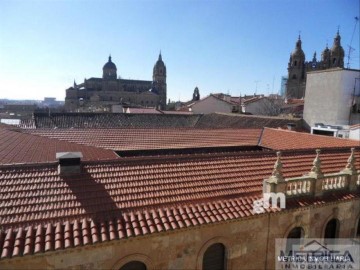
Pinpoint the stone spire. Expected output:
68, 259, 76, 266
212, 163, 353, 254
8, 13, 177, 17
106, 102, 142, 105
269, 151, 284, 183
344, 148, 357, 173
310, 149, 323, 177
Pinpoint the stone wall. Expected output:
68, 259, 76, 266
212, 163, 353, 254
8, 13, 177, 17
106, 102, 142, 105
1, 199, 359, 270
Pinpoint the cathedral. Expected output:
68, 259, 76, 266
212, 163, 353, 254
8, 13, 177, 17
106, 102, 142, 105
286, 31, 345, 99
65, 54, 167, 111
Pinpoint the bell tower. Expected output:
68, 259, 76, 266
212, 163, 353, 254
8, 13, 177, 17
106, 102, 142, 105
286, 35, 306, 98
330, 30, 345, 68
153, 52, 167, 110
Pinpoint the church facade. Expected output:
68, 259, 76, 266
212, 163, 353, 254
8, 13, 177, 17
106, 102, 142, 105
286, 31, 345, 99
65, 54, 167, 111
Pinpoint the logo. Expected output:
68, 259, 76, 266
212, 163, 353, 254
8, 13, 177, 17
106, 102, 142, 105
275, 238, 360, 269
253, 192, 286, 213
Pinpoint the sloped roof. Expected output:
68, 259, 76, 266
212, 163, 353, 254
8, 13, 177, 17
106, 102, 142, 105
16, 112, 306, 130
0, 126, 118, 165
0, 148, 358, 259
260, 128, 360, 150
196, 113, 302, 129
25, 128, 262, 151
18, 113, 201, 129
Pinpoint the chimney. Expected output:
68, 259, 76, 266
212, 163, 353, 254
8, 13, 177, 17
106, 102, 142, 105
56, 152, 83, 175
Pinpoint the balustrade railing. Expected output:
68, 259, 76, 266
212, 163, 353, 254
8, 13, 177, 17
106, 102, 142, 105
321, 173, 347, 191
285, 177, 313, 196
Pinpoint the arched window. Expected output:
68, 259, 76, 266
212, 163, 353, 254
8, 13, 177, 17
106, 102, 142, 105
286, 227, 304, 254
202, 243, 226, 270
324, 218, 339, 239
294, 61, 297, 66
119, 261, 147, 270
292, 74, 297, 80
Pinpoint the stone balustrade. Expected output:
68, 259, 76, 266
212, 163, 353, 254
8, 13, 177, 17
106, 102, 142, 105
285, 176, 313, 196
263, 148, 359, 198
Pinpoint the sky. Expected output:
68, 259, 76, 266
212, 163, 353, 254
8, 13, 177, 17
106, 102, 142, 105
0, 0, 359, 102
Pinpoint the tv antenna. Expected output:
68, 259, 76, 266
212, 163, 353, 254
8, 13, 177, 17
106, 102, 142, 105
254, 80, 260, 94
346, 16, 359, 68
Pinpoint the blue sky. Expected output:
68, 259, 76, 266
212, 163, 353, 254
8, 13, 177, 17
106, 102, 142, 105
0, 0, 359, 102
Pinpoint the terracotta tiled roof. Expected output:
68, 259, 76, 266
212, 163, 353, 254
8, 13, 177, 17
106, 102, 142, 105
17, 112, 305, 130
260, 128, 360, 150
25, 128, 262, 151
0, 148, 359, 258
0, 127, 118, 164
162, 111, 194, 115
196, 113, 302, 129
126, 108, 162, 114
285, 98, 304, 105
18, 113, 201, 129
350, 124, 360, 130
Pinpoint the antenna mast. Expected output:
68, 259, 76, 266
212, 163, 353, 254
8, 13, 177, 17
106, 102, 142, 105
346, 16, 359, 68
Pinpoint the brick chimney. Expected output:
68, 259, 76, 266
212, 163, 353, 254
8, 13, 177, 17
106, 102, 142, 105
56, 152, 83, 175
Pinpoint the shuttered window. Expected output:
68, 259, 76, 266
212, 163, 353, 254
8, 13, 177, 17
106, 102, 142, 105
202, 243, 226, 270
119, 261, 147, 270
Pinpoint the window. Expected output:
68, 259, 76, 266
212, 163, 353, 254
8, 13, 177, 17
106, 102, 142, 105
286, 227, 304, 254
119, 261, 147, 270
294, 60, 297, 66
357, 218, 360, 238
202, 243, 226, 270
292, 74, 297, 80
324, 219, 339, 239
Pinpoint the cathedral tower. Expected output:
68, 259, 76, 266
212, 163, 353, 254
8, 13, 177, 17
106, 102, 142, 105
286, 36, 306, 99
329, 30, 345, 68
153, 53, 167, 109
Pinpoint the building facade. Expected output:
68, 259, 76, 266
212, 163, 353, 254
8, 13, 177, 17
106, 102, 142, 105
303, 68, 360, 128
286, 31, 345, 99
65, 54, 167, 111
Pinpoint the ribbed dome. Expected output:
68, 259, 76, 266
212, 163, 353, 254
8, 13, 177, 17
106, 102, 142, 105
103, 56, 117, 70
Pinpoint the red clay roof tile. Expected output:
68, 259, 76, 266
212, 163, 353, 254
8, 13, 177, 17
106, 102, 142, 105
260, 128, 359, 150
25, 128, 262, 151
0, 126, 118, 164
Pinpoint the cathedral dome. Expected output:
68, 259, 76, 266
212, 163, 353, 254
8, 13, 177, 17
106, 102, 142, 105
103, 56, 117, 70
102, 56, 117, 80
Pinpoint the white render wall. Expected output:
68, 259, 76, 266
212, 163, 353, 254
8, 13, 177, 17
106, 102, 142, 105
303, 68, 360, 127
190, 96, 233, 114
349, 128, 360, 140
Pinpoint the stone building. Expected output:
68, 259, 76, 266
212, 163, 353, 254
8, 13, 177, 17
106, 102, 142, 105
65, 54, 167, 111
0, 122, 359, 269
286, 31, 345, 99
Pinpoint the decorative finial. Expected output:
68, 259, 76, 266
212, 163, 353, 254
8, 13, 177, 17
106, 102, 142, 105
311, 149, 323, 176
345, 148, 356, 171
268, 151, 284, 183
73, 79, 76, 88
109, 54, 112, 62
159, 51, 162, 61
